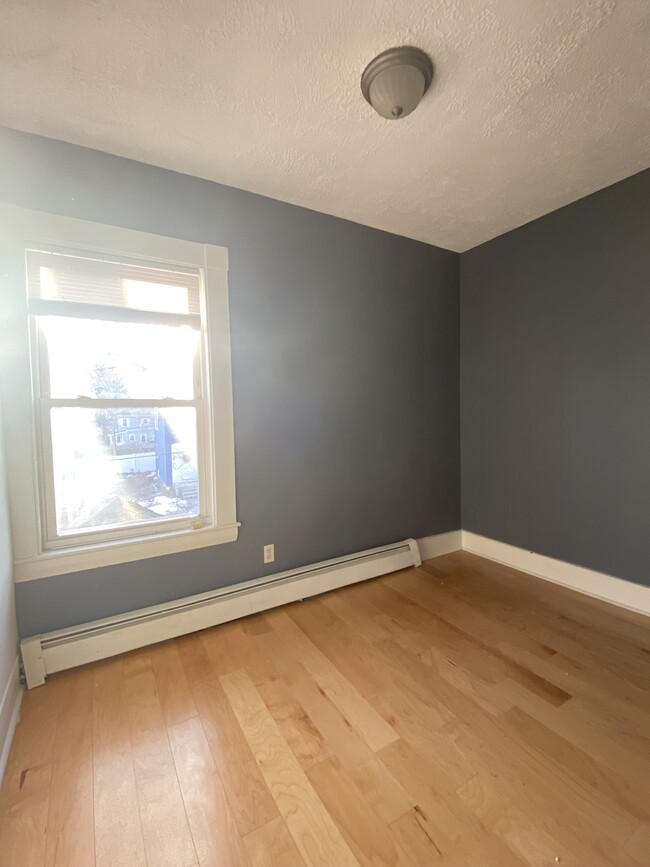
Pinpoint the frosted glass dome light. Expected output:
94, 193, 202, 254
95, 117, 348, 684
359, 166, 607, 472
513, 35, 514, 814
361, 46, 434, 120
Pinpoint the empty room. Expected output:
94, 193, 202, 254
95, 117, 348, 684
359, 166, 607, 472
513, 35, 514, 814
0, 2, 648, 865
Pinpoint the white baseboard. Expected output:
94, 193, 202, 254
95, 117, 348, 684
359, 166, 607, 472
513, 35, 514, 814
20, 528, 646, 692
416, 530, 462, 560
0, 658, 23, 784
462, 531, 650, 617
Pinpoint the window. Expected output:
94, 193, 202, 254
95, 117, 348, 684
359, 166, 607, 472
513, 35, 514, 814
1, 206, 238, 580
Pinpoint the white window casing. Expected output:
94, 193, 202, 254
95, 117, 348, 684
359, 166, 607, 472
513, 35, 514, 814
0, 204, 239, 582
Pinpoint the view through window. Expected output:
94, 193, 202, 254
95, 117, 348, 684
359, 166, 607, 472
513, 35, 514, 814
27, 248, 207, 541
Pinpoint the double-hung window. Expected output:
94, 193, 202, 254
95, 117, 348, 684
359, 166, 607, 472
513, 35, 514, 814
0, 206, 238, 580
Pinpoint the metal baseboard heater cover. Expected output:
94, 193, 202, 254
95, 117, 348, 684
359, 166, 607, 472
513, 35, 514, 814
20, 538, 421, 689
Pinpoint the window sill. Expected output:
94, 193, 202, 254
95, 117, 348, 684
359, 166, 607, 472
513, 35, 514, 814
14, 522, 240, 582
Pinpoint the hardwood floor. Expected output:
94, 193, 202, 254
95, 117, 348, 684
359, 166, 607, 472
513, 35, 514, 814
1, 551, 649, 866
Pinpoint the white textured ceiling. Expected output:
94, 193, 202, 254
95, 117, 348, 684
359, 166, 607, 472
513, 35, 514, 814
1, 1, 649, 251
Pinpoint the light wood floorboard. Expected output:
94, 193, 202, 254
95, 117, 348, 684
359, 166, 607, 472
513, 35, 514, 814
1, 551, 649, 866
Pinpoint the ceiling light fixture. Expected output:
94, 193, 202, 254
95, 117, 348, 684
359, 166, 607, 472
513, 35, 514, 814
361, 46, 434, 120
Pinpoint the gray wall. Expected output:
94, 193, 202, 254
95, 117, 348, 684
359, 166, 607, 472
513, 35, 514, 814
0, 127, 460, 637
461, 169, 650, 586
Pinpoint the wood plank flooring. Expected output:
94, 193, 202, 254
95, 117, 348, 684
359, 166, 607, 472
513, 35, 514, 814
1, 551, 649, 866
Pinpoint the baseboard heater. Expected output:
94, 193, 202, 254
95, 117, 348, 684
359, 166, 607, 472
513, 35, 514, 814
20, 538, 421, 689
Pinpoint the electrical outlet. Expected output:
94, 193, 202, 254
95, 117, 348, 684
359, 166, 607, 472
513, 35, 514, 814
263, 543, 275, 564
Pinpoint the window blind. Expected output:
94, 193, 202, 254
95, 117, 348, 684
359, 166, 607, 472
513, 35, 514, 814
26, 248, 201, 316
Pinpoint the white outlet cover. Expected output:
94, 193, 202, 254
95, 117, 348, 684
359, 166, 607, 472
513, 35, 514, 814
264, 544, 275, 563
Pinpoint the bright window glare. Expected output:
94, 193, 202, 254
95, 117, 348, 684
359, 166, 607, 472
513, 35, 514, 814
39, 266, 60, 299
51, 407, 199, 534
123, 279, 190, 314
40, 317, 198, 399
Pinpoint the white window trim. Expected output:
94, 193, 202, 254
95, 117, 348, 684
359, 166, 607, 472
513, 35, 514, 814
0, 204, 239, 582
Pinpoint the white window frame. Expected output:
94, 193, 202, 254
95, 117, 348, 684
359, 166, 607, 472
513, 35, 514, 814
0, 205, 239, 582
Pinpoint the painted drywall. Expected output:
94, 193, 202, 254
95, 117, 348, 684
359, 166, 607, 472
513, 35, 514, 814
461, 169, 650, 587
2, 1, 649, 252
0, 396, 20, 763
0, 127, 460, 637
